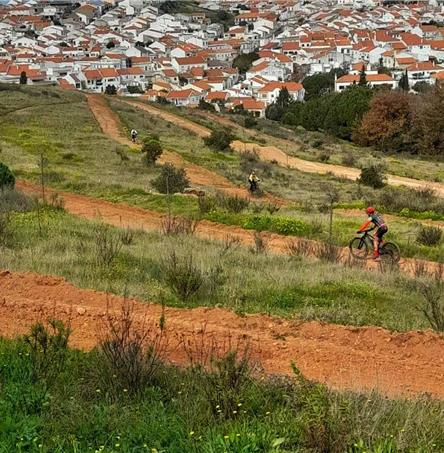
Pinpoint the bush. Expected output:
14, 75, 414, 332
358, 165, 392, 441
93, 223, 125, 267
152, 164, 189, 194
416, 225, 442, 246
0, 213, 11, 247
23, 319, 71, 384
161, 214, 198, 235
243, 215, 312, 237
204, 129, 234, 151
358, 164, 386, 189
244, 116, 257, 128
105, 85, 117, 95
216, 193, 249, 214
418, 279, 444, 332
0, 163, 15, 191
141, 136, 163, 165
127, 85, 144, 94
163, 250, 204, 301
96, 298, 166, 398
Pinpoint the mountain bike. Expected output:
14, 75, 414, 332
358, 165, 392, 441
349, 230, 400, 263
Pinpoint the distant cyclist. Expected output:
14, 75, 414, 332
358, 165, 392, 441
130, 129, 138, 143
357, 207, 388, 261
248, 170, 260, 193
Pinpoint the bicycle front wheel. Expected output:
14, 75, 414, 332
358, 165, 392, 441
381, 242, 401, 263
349, 237, 370, 260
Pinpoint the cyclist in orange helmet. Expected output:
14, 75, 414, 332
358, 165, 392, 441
358, 207, 388, 261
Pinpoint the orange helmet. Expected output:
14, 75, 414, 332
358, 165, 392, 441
366, 206, 376, 215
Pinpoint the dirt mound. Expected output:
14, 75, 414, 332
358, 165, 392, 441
1, 269, 443, 399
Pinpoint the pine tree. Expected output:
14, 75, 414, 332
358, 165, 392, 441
358, 65, 367, 86
399, 70, 409, 91
276, 87, 291, 109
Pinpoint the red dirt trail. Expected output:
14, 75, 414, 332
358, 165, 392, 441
130, 98, 444, 198
1, 269, 444, 399
87, 95, 283, 205
17, 180, 443, 278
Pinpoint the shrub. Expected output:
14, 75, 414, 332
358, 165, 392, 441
141, 137, 163, 165
180, 331, 254, 419
23, 319, 71, 384
418, 279, 444, 332
416, 225, 442, 246
216, 193, 249, 214
313, 242, 343, 263
161, 214, 198, 235
96, 298, 166, 398
198, 194, 217, 215
244, 116, 257, 128
93, 223, 124, 267
152, 164, 189, 194
0, 163, 15, 191
163, 250, 204, 301
204, 129, 234, 151
243, 215, 312, 237
105, 84, 117, 95
358, 164, 386, 189
251, 231, 267, 254
0, 213, 11, 247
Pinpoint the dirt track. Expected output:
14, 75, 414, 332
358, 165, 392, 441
87, 95, 283, 204
17, 180, 443, 278
129, 98, 444, 197
1, 269, 443, 399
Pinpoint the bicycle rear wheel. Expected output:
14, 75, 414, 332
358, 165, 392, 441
381, 242, 401, 263
349, 237, 369, 260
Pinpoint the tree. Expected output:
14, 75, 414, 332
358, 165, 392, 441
141, 137, 163, 165
399, 70, 409, 91
413, 85, 444, 156
0, 163, 15, 192
105, 85, 117, 95
412, 81, 431, 94
198, 99, 215, 111
152, 164, 189, 194
106, 41, 115, 49
322, 86, 373, 140
19, 71, 27, 85
353, 91, 413, 153
302, 73, 333, 100
358, 65, 367, 86
232, 52, 259, 74
204, 129, 234, 151
265, 87, 292, 121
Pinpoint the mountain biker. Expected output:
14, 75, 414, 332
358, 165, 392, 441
357, 207, 388, 261
248, 170, 260, 192
130, 129, 138, 143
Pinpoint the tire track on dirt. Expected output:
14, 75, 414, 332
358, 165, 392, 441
1, 269, 443, 399
128, 99, 444, 198
87, 95, 283, 205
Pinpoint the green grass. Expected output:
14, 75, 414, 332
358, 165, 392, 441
0, 205, 437, 332
0, 324, 442, 453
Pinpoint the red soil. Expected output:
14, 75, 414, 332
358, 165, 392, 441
1, 269, 443, 399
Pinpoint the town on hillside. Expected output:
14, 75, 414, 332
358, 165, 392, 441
0, 0, 444, 117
